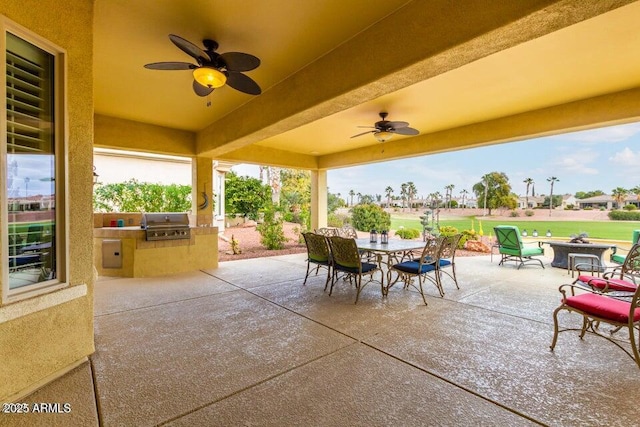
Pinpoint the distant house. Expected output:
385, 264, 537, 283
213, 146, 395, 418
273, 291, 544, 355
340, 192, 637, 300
517, 195, 545, 209
576, 195, 640, 210
560, 194, 577, 209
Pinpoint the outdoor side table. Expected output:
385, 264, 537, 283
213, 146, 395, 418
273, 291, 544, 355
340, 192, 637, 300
568, 252, 602, 278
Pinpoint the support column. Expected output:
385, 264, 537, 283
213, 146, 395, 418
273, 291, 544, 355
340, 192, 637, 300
192, 157, 213, 227
212, 161, 235, 233
310, 169, 328, 231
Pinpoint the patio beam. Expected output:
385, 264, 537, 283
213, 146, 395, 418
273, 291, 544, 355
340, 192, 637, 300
217, 145, 318, 170
195, 0, 634, 159
318, 86, 640, 169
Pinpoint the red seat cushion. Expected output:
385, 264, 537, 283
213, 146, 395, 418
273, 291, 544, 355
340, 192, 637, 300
564, 293, 640, 323
577, 275, 638, 292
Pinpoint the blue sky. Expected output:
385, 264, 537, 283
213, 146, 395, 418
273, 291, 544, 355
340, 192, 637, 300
23, 121, 634, 199
234, 122, 640, 200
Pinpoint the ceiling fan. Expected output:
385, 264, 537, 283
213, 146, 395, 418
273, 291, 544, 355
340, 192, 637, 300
144, 34, 261, 97
351, 112, 419, 142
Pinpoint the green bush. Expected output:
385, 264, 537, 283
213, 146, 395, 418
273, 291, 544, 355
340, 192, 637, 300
584, 206, 593, 210
459, 229, 478, 249
328, 212, 350, 228
93, 179, 192, 213
510, 210, 520, 217
395, 228, 420, 239
608, 210, 640, 221
256, 208, 286, 249
623, 204, 638, 211
524, 210, 534, 216
351, 204, 391, 232
438, 225, 459, 237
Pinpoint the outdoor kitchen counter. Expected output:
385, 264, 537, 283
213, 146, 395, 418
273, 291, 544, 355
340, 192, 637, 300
93, 226, 218, 278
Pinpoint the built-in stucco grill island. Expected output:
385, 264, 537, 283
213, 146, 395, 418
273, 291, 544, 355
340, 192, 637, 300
93, 212, 217, 278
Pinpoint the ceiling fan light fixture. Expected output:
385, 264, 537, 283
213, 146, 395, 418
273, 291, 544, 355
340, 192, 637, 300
374, 131, 393, 143
193, 67, 227, 88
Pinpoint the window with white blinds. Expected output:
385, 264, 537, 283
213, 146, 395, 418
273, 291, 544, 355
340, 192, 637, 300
6, 44, 52, 154
3, 25, 64, 301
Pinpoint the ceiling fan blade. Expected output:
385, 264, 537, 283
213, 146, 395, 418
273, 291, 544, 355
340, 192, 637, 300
220, 52, 260, 71
350, 130, 375, 138
169, 34, 208, 62
193, 80, 214, 97
392, 126, 419, 136
144, 61, 196, 70
226, 72, 262, 95
387, 121, 409, 129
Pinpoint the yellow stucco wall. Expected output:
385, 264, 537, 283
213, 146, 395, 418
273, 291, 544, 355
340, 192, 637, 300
0, 0, 95, 400
94, 114, 196, 157
93, 229, 218, 278
132, 233, 219, 277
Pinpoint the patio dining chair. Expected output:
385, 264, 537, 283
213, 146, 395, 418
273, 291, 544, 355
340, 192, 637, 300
437, 234, 463, 291
573, 243, 640, 294
339, 225, 358, 238
315, 227, 339, 237
327, 236, 383, 304
390, 237, 443, 305
302, 232, 332, 290
494, 225, 545, 269
550, 282, 640, 368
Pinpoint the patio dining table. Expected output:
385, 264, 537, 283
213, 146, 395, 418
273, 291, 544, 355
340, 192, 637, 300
356, 238, 426, 294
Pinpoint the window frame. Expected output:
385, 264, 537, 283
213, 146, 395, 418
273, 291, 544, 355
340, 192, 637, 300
1, 16, 68, 304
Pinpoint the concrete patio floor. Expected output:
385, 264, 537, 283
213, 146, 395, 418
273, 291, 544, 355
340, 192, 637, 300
5, 253, 640, 426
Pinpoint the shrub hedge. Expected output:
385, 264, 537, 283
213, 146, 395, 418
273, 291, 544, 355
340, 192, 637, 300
609, 210, 640, 221
395, 228, 420, 239
351, 204, 391, 232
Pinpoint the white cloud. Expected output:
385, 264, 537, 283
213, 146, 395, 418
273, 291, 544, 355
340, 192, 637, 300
550, 149, 599, 175
609, 147, 640, 166
557, 122, 640, 143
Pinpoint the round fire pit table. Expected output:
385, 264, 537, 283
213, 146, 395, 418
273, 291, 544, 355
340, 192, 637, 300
545, 241, 616, 271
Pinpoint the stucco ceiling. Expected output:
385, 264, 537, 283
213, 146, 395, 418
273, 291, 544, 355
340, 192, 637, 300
93, 0, 640, 168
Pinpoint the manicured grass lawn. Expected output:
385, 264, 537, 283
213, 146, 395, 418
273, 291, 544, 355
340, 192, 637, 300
390, 216, 640, 241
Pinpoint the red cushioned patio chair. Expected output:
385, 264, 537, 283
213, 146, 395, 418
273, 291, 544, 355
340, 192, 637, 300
573, 243, 640, 294
550, 281, 640, 368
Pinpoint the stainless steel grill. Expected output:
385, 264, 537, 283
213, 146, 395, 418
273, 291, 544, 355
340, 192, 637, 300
141, 213, 191, 241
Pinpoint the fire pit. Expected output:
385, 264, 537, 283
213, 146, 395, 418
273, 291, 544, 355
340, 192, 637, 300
545, 238, 616, 271
568, 232, 590, 244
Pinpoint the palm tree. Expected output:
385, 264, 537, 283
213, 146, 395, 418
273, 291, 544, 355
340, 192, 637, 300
385, 186, 394, 209
407, 182, 417, 211
445, 184, 455, 210
460, 189, 468, 210
630, 185, 640, 207
432, 191, 442, 225
482, 173, 490, 216
348, 189, 355, 207
547, 176, 559, 216
400, 182, 408, 212
523, 178, 534, 209
357, 192, 362, 204
611, 187, 628, 209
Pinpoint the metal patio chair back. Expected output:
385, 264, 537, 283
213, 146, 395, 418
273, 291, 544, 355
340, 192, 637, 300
327, 236, 382, 304
302, 232, 332, 289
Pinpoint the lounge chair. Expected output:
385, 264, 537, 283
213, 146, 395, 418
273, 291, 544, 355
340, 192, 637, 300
494, 225, 545, 269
